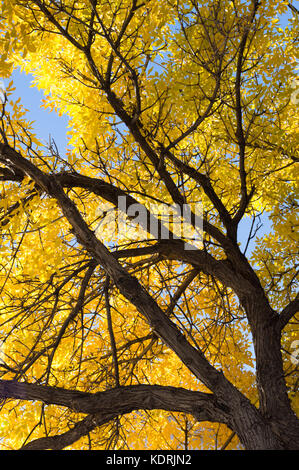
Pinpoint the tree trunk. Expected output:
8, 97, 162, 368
231, 401, 286, 450
253, 312, 299, 449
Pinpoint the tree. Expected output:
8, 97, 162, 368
0, 0, 298, 451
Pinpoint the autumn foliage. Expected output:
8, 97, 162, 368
0, 0, 298, 450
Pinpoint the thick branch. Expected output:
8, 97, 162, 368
0, 380, 231, 424
0, 379, 228, 450
21, 413, 106, 450
277, 294, 299, 332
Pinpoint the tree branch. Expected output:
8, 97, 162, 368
104, 275, 120, 387
0, 380, 230, 422
44, 261, 97, 383
232, 0, 259, 226
277, 294, 299, 332
21, 413, 106, 450
31, 0, 87, 51
0, 379, 232, 449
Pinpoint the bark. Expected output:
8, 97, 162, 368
0, 379, 285, 450
0, 380, 230, 423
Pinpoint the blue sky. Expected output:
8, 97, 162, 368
5, 69, 70, 155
